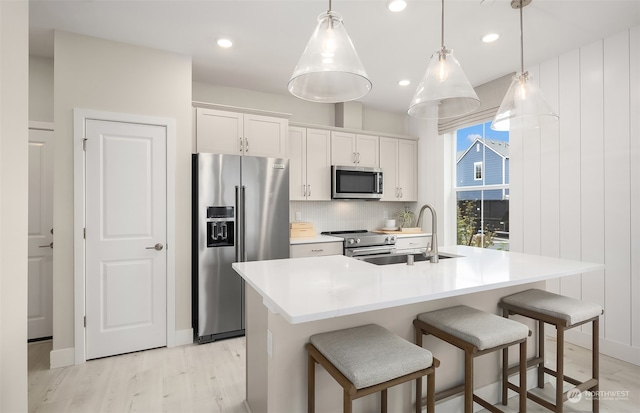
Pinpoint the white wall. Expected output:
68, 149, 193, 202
29, 56, 54, 123
421, 26, 640, 365
535, 26, 639, 364
52, 32, 193, 360
0, 1, 29, 410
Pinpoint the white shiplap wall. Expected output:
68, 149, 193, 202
512, 27, 639, 364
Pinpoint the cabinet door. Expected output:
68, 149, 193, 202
355, 134, 379, 167
244, 114, 288, 158
288, 127, 307, 201
305, 129, 331, 201
331, 131, 356, 165
398, 139, 418, 201
379, 137, 399, 201
195, 108, 243, 154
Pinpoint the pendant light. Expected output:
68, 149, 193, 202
491, 0, 558, 131
408, 0, 480, 119
288, 0, 371, 103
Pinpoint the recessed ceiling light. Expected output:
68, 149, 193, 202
482, 33, 499, 43
387, 0, 407, 12
217, 38, 233, 48
398, 79, 411, 86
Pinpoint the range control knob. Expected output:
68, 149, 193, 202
356, 238, 361, 244
348, 239, 355, 245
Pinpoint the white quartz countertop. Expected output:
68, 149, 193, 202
232, 246, 604, 324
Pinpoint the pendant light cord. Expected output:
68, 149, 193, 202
440, 0, 445, 49
519, 0, 524, 75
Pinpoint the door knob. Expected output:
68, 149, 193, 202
146, 243, 164, 251
39, 242, 53, 249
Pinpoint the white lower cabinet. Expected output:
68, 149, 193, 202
290, 242, 343, 258
380, 137, 417, 201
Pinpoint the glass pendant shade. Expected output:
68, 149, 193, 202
408, 48, 480, 119
288, 11, 372, 103
491, 72, 558, 131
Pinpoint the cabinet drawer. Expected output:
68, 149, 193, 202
290, 242, 343, 258
394, 236, 429, 252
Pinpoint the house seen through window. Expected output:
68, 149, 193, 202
455, 121, 509, 250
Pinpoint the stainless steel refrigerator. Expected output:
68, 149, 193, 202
192, 153, 289, 343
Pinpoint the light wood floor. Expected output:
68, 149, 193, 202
29, 336, 639, 413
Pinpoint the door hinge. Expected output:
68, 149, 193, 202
82, 138, 88, 151
84, 316, 86, 328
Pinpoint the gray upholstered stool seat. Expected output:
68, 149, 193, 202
414, 305, 530, 413
306, 324, 438, 413
501, 288, 603, 326
417, 305, 530, 351
500, 289, 603, 413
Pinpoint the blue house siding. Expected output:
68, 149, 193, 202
456, 139, 509, 201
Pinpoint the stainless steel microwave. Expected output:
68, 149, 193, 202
331, 165, 383, 200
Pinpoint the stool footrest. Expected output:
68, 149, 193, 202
506, 356, 544, 376
434, 383, 465, 402
473, 394, 504, 413
526, 390, 557, 411
542, 366, 597, 389
562, 378, 599, 402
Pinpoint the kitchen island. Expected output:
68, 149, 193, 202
232, 246, 603, 413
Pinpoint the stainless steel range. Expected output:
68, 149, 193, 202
321, 230, 397, 257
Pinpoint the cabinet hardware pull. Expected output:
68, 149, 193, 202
307, 184, 311, 197
311, 249, 324, 252
245, 138, 249, 152
239, 137, 243, 153
39, 242, 53, 249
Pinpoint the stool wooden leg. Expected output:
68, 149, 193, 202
308, 353, 315, 413
519, 340, 527, 413
343, 389, 352, 413
593, 318, 600, 413
381, 389, 387, 413
416, 376, 422, 413
538, 320, 545, 389
427, 367, 435, 413
556, 327, 564, 413
502, 346, 509, 405
464, 350, 474, 413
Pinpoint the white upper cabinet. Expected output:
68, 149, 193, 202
379, 137, 417, 201
289, 127, 331, 201
196, 108, 287, 158
330, 131, 379, 167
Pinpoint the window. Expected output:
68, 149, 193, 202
474, 162, 482, 180
455, 121, 509, 250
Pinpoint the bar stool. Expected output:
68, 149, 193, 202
306, 323, 439, 413
414, 305, 530, 413
500, 289, 603, 413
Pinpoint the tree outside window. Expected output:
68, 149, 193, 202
455, 121, 509, 250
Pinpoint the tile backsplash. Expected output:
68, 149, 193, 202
290, 201, 417, 233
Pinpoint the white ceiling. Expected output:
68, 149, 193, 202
29, 0, 640, 114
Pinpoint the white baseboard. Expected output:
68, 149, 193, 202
435, 369, 539, 412
563, 330, 640, 366
49, 347, 75, 369
172, 328, 194, 347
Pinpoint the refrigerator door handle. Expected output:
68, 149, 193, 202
235, 185, 243, 262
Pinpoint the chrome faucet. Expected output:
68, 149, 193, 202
416, 204, 439, 263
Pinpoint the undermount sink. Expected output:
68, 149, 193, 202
360, 254, 457, 266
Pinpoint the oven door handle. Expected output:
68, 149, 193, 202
346, 246, 396, 257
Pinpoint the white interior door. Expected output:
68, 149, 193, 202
85, 119, 167, 360
28, 127, 54, 340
